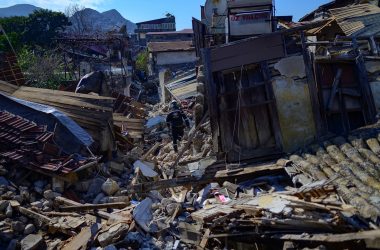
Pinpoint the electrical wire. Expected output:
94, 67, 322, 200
225, 65, 244, 167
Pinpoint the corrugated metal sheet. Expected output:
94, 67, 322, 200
329, 4, 380, 37
166, 70, 197, 100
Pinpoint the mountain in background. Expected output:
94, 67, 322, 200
0, 4, 41, 17
69, 8, 136, 34
0, 4, 136, 34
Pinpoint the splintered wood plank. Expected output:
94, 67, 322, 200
0, 80, 19, 94
62, 223, 102, 250
277, 229, 380, 243
191, 205, 238, 222
12, 91, 113, 112
17, 86, 115, 100
18, 207, 51, 224
113, 114, 145, 123
60, 202, 129, 212
199, 229, 211, 249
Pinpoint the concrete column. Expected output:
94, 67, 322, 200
159, 69, 172, 103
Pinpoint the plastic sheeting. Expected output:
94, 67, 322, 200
0, 93, 94, 154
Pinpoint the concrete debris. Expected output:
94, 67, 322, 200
133, 160, 158, 178
3, 2, 380, 249
97, 223, 129, 247
132, 198, 154, 232
20, 234, 43, 250
23, 224, 35, 235
101, 179, 120, 196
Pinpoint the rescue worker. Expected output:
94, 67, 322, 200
166, 100, 190, 152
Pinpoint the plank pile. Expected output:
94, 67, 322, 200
11, 86, 114, 150
188, 182, 366, 249
113, 113, 145, 140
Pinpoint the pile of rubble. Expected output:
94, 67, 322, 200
2, 84, 380, 250
1, 82, 380, 249
143, 103, 213, 173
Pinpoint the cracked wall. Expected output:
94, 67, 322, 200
271, 55, 316, 152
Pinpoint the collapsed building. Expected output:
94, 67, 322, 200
2, 0, 380, 250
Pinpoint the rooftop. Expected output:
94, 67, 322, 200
146, 29, 193, 35
147, 41, 194, 52
329, 3, 380, 37
136, 16, 175, 25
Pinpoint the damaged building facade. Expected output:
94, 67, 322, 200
199, 1, 380, 163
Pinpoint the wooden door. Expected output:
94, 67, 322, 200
315, 61, 372, 135
216, 63, 282, 162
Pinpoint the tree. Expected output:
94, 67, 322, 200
0, 31, 22, 52
18, 47, 67, 89
65, 4, 92, 35
0, 16, 27, 34
135, 50, 149, 73
23, 9, 70, 48
0, 16, 27, 51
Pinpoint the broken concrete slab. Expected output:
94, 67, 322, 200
97, 223, 129, 247
101, 178, 120, 196
20, 234, 43, 250
274, 55, 306, 78
24, 224, 35, 235
133, 197, 153, 233
133, 160, 158, 178
43, 190, 60, 200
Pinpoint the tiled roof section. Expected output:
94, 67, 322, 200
146, 29, 193, 35
329, 4, 380, 37
147, 41, 194, 52
299, 0, 356, 21
284, 123, 380, 220
0, 52, 25, 86
0, 111, 92, 175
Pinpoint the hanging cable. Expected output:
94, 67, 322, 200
225, 65, 244, 168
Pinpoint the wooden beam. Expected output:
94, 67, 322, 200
62, 223, 102, 250
301, 31, 324, 138
202, 48, 220, 154
207, 229, 380, 245
199, 229, 211, 249
170, 112, 209, 177
353, 38, 377, 125
60, 202, 129, 212
141, 143, 160, 161
276, 230, 380, 243
126, 162, 284, 193
55, 197, 126, 221
326, 68, 343, 111
18, 206, 51, 224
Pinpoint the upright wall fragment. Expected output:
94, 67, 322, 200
271, 55, 316, 152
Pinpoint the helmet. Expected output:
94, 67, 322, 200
170, 100, 179, 110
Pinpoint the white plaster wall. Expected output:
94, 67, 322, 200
272, 77, 316, 152
272, 55, 316, 152
156, 51, 197, 65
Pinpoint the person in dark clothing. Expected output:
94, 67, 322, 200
166, 100, 190, 152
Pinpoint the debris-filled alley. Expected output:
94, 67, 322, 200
2, 0, 380, 249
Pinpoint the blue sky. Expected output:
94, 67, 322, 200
0, 0, 332, 29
